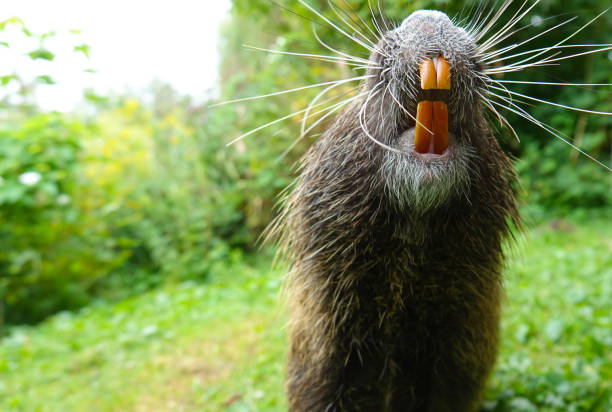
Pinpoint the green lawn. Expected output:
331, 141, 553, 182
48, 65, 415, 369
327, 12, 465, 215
1, 218, 611, 411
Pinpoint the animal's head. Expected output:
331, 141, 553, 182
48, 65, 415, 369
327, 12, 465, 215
363, 10, 486, 209
225, 1, 611, 212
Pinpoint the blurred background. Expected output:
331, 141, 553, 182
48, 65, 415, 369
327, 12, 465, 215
0, 1, 610, 411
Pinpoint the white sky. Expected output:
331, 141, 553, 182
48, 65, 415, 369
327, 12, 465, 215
0, 0, 231, 111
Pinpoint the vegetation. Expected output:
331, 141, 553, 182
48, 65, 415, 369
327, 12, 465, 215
0, 1, 611, 411
1, 220, 611, 411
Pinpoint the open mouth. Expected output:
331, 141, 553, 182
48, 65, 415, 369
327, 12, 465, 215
414, 56, 450, 156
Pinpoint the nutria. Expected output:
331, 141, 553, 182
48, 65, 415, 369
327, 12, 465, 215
258, 4, 607, 412
268, 9, 518, 411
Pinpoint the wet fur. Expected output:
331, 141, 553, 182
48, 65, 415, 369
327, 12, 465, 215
271, 10, 520, 412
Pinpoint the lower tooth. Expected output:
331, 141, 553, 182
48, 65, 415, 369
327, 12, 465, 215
432, 101, 449, 154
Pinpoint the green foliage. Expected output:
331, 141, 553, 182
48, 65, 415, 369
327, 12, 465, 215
0, 113, 128, 324
26, 49, 54, 61
484, 220, 612, 411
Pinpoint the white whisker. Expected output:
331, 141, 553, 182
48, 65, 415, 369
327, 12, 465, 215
484, 51, 564, 73
212, 75, 373, 107
227, 92, 352, 146
299, 0, 385, 56
484, 42, 610, 65
484, 92, 612, 171
300, 76, 366, 137
359, 83, 404, 155
388, 86, 433, 135
488, 85, 612, 116
338, 0, 380, 43
311, 27, 375, 65
477, 89, 521, 142
490, 8, 609, 71
531, 46, 612, 65
328, 0, 377, 49
474, 0, 517, 42
478, 12, 570, 56
367, 0, 387, 41
479, 0, 541, 53
479, 17, 576, 61
491, 80, 612, 87
281, 92, 363, 159
244, 44, 373, 66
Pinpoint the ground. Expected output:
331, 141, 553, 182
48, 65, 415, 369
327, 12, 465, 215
1, 217, 611, 411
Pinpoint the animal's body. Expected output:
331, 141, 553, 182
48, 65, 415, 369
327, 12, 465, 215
272, 7, 520, 412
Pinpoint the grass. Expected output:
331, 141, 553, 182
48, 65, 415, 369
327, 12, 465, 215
1, 218, 611, 411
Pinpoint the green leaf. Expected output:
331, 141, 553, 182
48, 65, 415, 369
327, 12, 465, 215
36, 75, 56, 85
84, 90, 107, 103
27, 49, 55, 61
74, 44, 91, 59
0, 41, 8, 48
0, 182, 26, 205
0, 17, 25, 31
0, 74, 17, 86
545, 319, 565, 342
41, 30, 56, 40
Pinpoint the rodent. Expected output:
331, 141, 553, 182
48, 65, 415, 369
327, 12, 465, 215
270, 9, 519, 411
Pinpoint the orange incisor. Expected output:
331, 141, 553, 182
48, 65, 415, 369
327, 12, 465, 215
415, 57, 450, 155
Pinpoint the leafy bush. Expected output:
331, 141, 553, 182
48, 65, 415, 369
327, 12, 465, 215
0, 113, 128, 324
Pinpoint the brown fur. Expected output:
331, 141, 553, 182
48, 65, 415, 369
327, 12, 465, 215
270, 10, 520, 412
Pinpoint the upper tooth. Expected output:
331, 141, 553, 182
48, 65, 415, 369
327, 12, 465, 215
436, 57, 451, 90
420, 59, 437, 90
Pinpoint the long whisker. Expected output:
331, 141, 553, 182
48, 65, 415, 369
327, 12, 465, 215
485, 92, 612, 171
484, 42, 610, 65
339, 0, 380, 43
327, 0, 377, 49
484, 55, 562, 74
227, 92, 352, 146
479, 17, 576, 61
387, 86, 433, 135
298, 0, 385, 56
468, 0, 502, 38
479, 0, 541, 52
311, 26, 375, 65
458, 0, 482, 35
491, 8, 609, 71
281, 92, 363, 159
244, 44, 374, 66
212, 75, 373, 107
476, 89, 521, 142
359, 82, 404, 155
300, 76, 367, 137
474, 0, 516, 42
492, 79, 612, 87
367, 0, 387, 41
482, 12, 582, 58
528, 46, 612, 65
266, 0, 328, 29
488, 84, 611, 116
375, 0, 393, 33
